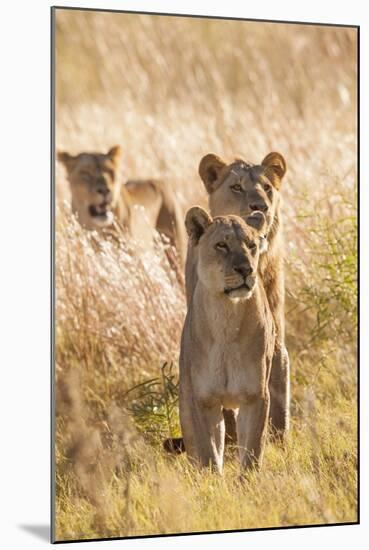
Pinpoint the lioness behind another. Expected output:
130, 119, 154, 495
58, 146, 186, 264
179, 207, 275, 473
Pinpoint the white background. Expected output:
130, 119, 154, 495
0, 0, 366, 548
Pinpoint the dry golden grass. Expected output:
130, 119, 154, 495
54, 9, 358, 542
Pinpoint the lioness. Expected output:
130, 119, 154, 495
57, 146, 186, 263
180, 207, 274, 472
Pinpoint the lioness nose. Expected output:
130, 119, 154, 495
234, 264, 252, 278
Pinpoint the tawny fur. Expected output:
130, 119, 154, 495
180, 208, 275, 473
58, 146, 186, 264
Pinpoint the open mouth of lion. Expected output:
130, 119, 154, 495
224, 282, 251, 296
89, 203, 110, 220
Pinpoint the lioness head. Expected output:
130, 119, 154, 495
58, 146, 122, 229
185, 206, 267, 300
198, 152, 286, 238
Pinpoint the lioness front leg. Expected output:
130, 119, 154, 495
236, 393, 270, 470
181, 399, 225, 473
269, 344, 290, 439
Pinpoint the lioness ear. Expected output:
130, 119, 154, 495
261, 152, 286, 189
245, 211, 267, 234
199, 154, 227, 194
107, 145, 122, 166
185, 206, 213, 245
57, 151, 77, 173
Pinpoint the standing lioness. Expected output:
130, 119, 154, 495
180, 207, 275, 473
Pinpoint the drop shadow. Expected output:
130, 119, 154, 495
18, 524, 50, 542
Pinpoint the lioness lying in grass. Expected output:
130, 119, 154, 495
179, 207, 275, 473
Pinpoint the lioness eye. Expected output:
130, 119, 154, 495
249, 243, 257, 252
215, 242, 228, 251
263, 183, 272, 192
231, 184, 242, 192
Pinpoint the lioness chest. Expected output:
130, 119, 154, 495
190, 303, 268, 409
